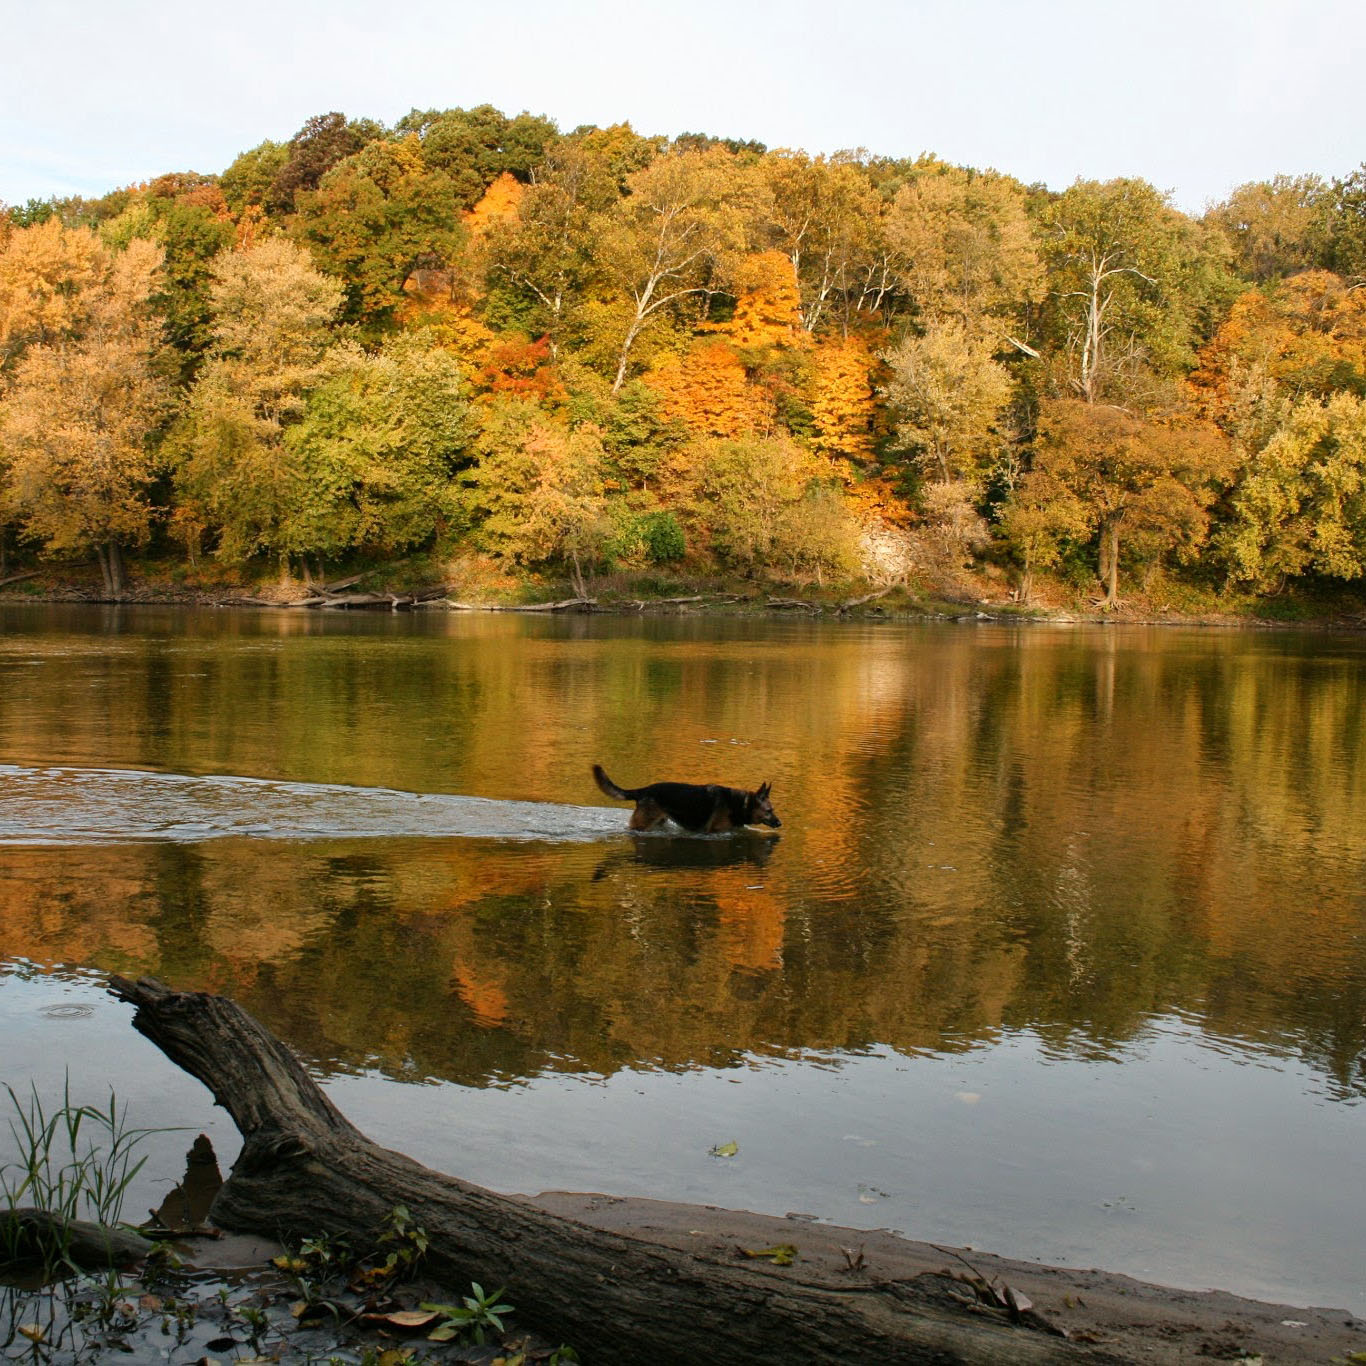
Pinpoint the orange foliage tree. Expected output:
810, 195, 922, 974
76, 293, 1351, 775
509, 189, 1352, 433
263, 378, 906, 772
644, 341, 773, 439
809, 334, 875, 463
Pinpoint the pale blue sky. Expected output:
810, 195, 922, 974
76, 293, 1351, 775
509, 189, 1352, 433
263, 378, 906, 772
1, 0, 1361, 213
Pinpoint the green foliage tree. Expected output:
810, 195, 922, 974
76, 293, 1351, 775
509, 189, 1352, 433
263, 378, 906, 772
1040, 178, 1236, 405
395, 105, 558, 208
284, 339, 472, 559
268, 112, 385, 215
220, 140, 289, 213
465, 398, 612, 593
172, 238, 344, 563
291, 136, 465, 336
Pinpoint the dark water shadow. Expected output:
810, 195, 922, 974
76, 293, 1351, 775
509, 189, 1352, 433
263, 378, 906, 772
593, 831, 779, 878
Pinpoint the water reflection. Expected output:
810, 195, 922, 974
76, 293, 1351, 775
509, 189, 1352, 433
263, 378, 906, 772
0, 604, 1363, 1104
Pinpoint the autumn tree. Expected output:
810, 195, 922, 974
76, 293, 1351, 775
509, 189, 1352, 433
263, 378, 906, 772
464, 398, 611, 593
644, 340, 773, 439
0, 215, 105, 372
1205, 175, 1330, 282
759, 150, 881, 333
291, 136, 465, 335
883, 161, 1042, 334
1190, 270, 1366, 446
1218, 392, 1366, 588
479, 139, 607, 353
592, 147, 755, 391
809, 334, 875, 462
1323, 163, 1366, 281
101, 181, 236, 379
1033, 398, 1232, 606
997, 468, 1088, 603
882, 321, 1014, 482
0, 234, 169, 594
172, 238, 343, 563
283, 339, 472, 560
686, 434, 855, 578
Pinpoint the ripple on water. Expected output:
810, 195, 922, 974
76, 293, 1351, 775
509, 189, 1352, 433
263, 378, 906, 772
0, 764, 625, 845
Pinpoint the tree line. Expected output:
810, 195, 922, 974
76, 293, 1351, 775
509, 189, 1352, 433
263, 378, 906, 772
1, 105, 1363, 603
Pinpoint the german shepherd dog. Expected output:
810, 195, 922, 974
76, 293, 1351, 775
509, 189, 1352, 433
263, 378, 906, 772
592, 764, 781, 833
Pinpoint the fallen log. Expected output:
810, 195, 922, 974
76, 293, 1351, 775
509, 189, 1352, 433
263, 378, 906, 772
106, 977, 1110, 1364
1, 1208, 153, 1269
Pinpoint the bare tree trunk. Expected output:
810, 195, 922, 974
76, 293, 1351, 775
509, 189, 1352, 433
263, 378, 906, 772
96, 542, 126, 598
105, 977, 1099, 1366
1098, 520, 1120, 608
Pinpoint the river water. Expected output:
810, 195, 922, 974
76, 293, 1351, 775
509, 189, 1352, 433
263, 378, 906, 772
1, 603, 1363, 1313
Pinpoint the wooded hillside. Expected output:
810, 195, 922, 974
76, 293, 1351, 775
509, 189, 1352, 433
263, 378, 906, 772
2, 106, 1363, 608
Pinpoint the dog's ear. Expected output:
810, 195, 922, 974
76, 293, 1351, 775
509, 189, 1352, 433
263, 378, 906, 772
758, 781, 771, 798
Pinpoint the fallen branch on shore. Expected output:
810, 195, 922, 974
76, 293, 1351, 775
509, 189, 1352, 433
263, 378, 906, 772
105, 976, 1102, 1365
838, 586, 894, 613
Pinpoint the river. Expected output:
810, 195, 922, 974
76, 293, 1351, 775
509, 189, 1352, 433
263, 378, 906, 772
1, 603, 1363, 1314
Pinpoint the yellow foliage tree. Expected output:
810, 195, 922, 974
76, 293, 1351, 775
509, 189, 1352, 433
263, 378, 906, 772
0, 235, 169, 595
0, 217, 106, 372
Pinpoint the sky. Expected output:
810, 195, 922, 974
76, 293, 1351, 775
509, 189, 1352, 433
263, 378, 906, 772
1, 0, 1362, 215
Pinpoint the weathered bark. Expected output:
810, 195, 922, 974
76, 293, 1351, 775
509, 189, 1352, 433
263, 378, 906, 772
107, 977, 1114, 1364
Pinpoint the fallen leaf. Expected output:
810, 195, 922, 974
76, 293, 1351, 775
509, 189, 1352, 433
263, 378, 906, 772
381, 1310, 442, 1331
709, 1140, 739, 1158
18, 1325, 45, 1344
739, 1244, 798, 1266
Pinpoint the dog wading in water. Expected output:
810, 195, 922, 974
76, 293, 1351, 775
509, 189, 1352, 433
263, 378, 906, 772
592, 764, 780, 833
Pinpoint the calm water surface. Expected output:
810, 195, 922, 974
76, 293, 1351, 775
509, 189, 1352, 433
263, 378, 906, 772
1, 603, 1364, 1313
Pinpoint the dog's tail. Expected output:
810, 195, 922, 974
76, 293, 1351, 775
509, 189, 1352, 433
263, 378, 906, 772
592, 763, 635, 800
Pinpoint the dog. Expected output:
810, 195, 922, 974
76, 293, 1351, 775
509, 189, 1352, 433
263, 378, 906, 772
592, 764, 780, 833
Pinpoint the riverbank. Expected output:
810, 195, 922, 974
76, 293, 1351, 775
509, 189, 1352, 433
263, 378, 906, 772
3, 554, 1365, 631
533, 1191, 1366, 1363
19, 1194, 1363, 1363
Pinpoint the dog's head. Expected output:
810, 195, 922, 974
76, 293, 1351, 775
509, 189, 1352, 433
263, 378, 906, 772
749, 781, 781, 828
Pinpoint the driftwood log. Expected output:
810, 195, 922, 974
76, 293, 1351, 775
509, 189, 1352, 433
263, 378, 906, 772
107, 976, 1117, 1363
0, 1209, 153, 1269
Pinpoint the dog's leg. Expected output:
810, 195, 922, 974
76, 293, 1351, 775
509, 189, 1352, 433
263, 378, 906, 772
629, 798, 670, 831
703, 799, 734, 833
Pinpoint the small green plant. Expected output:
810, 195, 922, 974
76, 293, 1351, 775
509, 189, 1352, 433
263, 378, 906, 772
371, 1204, 429, 1280
420, 1282, 514, 1344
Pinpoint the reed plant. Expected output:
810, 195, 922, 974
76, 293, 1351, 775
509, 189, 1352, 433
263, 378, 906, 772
1, 1077, 162, 1276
